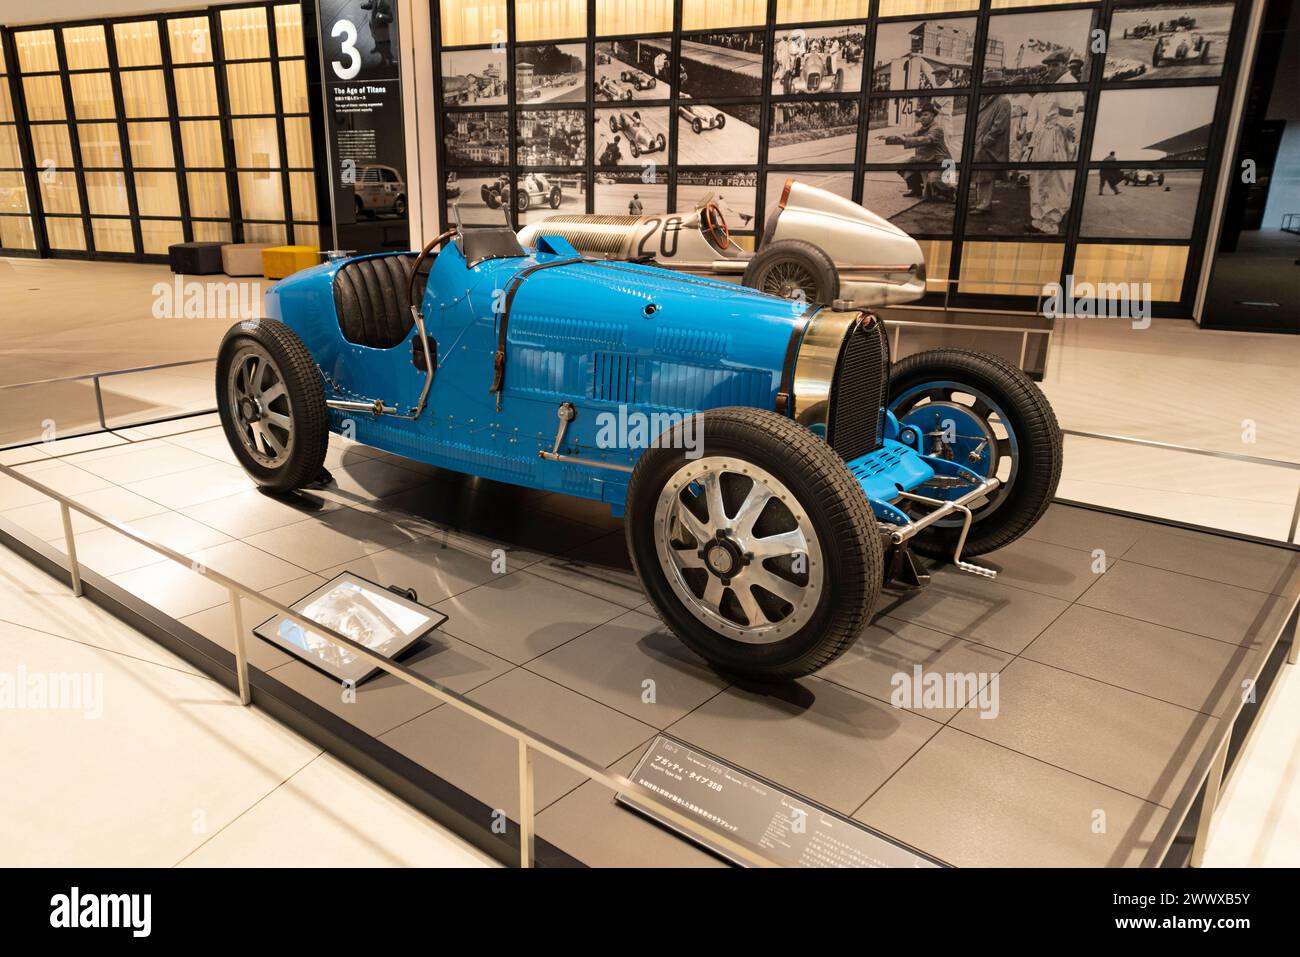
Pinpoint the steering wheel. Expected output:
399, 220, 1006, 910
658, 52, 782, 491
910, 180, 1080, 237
700, 201, 730, 252
408, 229, 457, 306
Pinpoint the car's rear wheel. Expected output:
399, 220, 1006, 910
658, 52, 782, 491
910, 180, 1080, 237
548, 187, 562, 208
715, 113, 726, 129
626, 407, 881, 680
692, 117, 703, 134
888, 349, 1062, 558
742, 238, 839, 305
217, 319, 328, 493
393, 194, 407, 217
516, 189, 530, 212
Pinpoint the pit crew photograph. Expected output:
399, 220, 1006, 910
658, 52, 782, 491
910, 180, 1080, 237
594, 38, 669, 102
516, 109, 585, 166
676, 103, 760, 165
514, 43, 586, 104
867, 94, 966, 166
679, 29, 764, 98
860, 168, 957, 235
1106, 3, 1234, 80
440, 47, 507, 106
594, 107, 669, 164
875, 100, 958, 205
1081, 168, 1204, 239
594, 169, 667, 216
871, 16, 976, 93
769, 99, 860, 164
771, 24, 866, 95
980, 8, 1096, 86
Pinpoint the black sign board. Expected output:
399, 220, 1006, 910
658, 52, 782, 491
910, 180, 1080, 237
317, 0, 409, 253
618, 736, 944, 868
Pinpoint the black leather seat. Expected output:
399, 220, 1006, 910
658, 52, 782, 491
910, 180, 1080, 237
333, 255, 421, 349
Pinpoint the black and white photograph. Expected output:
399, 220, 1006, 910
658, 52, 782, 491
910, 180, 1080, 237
769, 100, 860, 164
676, 103, 761, 165
515, 173, 586, 224
515, 43, 586, 104
986, 85, 1082, 166
517, 109, 586, 166
595, 169, 668, 216
872, 17, 977, 92
676, 170, 757, 230
679, 31, 765, 99
440, 47, 507, 106
1105, 4, 1233, 81
982, 9, 1095, 86
443, 170, 512, 225
765, 170, 853, 220
771, 25, 866, 95
1081, 167, 1203, 238
442, 110, 508, 166
966, 168, 1076, 237
594, 38, 672, 101
866, 95, 965, 165
860, 167, 956, 235
1091, 85, 1218, 161
594, 107, 670, 165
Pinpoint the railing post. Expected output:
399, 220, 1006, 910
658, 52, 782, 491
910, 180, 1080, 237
228, 587, 251, 706
1189, 735, 1230, 867
1018, 330, 1029, 371
92, 376, 107, 431
59, 503, 82, 598
518, 739, 535, 868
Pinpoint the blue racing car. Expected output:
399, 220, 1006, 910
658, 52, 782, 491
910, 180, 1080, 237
216, 223, 1061, 679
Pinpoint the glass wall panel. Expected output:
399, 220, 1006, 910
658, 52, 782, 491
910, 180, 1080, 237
0, 171, 30, 213
441, 0, 507, 47
274, 4, 305, 57
62, 26, 110, 71
187, 172, 229, 217
15, 31, 59, 73
1072, 245, 1190, 303
221, 7, 271, 60
78, 123, 124, 167
139, 218, 183, 254
776, 0, 871, 22
242, 221, 284, 243
959, 242, 1065, 296
516, 0, 589, 41
0, 126, 22, 167
92, 217, 135, 251
120, 70, 169, 117
29, 125, 75, 168
238, 170, 284, 219
127, 122, 175, 168
0, 215, 36, 249
596, 0, 672, 35
192, 220, 232, 242
84, 171, 131, 215
277, 59, 308, 113
134, 171, 181, 216
113, 21, 162, 68
180, 121, 224, 166
232, 117, 280, 167
681, 0, 766, 31
168, 16, 213, 65
174, 66, 219, 116
68, 73, 117, 120
283, 117, 311, 167
289, 171, 316, 219
22, 76, 66, 121
225, 61, 275, 114
39, 175, 81, 214
45, 216, 86, 249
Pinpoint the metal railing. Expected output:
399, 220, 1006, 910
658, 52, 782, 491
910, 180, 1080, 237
0, 358, 217, 448
0, 460, 780, 869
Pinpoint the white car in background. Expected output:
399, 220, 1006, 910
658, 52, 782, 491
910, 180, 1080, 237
353, 164, 407, 218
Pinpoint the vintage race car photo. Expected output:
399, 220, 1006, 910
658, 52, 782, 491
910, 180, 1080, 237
217, 222, 1061, 680
1153, 30, 1212, 65
444, 171, 461, 199
517, 177, 928, 308
678, 103, 727, 134
1124, 169, 1167, 186
778, 50, 847, 94
608, 110, 666, 157
594, 75, 634, 100
480, 173, 563, 212
619, 68, 657, 90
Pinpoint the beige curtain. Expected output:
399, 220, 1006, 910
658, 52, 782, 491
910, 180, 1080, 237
596, 0, 672, 35
220, 7, 271, 60
114, 21, 162, 68
120, 70, 169, 119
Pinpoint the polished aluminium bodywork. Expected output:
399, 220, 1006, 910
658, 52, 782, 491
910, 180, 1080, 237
265, 230, 985, 560
517, 179, 928, 308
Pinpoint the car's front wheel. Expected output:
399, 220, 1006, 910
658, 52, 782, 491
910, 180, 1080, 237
626, 407, 882, 680
216, 319, 328, 493
741, 238, 839, 305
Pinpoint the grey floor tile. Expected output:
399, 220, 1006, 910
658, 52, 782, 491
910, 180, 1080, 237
46, 510, 231, 577
178, 574, 326, 672
318, 535, 503, 606
949, 657, 1218, 807
122, 462, 255, 510
243, 506, 421, 572
321, 457, 435, 502
1078, 560, 1294, 646
3, 485, 169, 539
266, 630, 514, 737
855, 727, 1166, 866
9, 460, 115, 497
666, 677, 940, 815
1022, 605, 1257, 716
820, 617, 1014, 722
110, 561, 234, 620
536, 747, 728, 868
85, 444, 217, 485
877, 566, 1070, 655
379, 668, 656, 820
1023, 503, 1147, 558
977, 536, 1109, 602
433, 570, 625, 664
188, 539, 310, 590
531, 492, 625, 532
1122, 524, 1300, 597
181, 487, 341, 539
526, 610, 728, 728
526, 534, 645, 609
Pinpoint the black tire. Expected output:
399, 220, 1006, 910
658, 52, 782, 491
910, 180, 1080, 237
888, 349, 1062, 558
741, 238, 840, 304
626, 407, 882, 680
393, 194, 407, 217
1156, 173, 1165, 187
715, 113, 726, 129
516, 189, 530, 212
548, 187, 562, 209
692, 117, 703, 134
217, 319, 329, 493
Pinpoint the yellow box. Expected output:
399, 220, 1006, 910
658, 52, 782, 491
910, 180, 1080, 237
262, 244, 319, 279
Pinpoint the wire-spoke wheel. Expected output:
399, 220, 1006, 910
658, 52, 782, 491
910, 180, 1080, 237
627, 407, 881, 680
654, 457, 824, 644
217, 318, 328, 492
741, 238, 839, 306
760, 260, 817, 300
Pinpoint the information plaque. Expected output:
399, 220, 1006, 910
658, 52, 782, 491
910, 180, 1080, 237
617, 735, 944, 868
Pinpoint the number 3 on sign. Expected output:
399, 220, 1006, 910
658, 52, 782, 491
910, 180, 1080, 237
331, 19, 361, 80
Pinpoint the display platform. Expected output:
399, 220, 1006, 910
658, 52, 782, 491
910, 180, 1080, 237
1, 415, 1296, 867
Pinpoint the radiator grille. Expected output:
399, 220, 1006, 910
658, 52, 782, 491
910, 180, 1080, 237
828, 316, 891, 462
